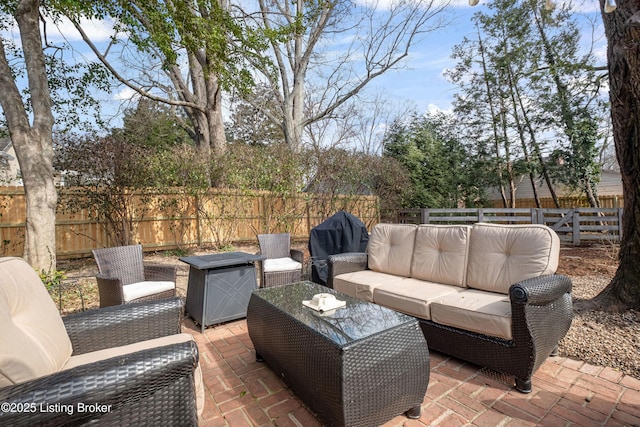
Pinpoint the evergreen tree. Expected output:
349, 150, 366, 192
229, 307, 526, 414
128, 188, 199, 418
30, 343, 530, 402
447, 0, 607, 207
383, 113, 489, 208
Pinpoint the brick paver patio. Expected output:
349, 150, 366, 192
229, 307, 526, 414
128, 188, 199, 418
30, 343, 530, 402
184, 318, 640, 427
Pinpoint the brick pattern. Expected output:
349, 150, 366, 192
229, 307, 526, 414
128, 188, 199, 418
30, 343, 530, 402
185, 318, 640, 427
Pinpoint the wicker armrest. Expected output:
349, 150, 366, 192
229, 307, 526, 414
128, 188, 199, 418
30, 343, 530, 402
63, 297, 184, 355
144, 264, 177, 282
290, 249, 304, 264
0, 340, 198, 427
328, 252, 368, 276
94, 274, 125, 307
327, 252, 368, 288
509, 275, 572, 305
509, 274, 573, 370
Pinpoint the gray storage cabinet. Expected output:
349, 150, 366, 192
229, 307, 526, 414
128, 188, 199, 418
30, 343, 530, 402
180, 252, 265, 332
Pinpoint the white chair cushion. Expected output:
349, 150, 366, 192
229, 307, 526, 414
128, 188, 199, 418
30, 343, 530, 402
123, 281, 175, 302
0, 257, 73, 388
367, 224, 417, 277
63, 333, 204, 417
430, 289, 512, 340
263, 257, 302, 273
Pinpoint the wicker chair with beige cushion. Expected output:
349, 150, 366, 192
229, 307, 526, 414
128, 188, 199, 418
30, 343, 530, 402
257, 233, 304, 287
0, 257, 203, 426
92, 244, 176, 307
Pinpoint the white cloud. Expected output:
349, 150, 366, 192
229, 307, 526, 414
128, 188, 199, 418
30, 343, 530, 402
426, 102, 453, 115
113, 87, 138, 101
45, 17, 117, 44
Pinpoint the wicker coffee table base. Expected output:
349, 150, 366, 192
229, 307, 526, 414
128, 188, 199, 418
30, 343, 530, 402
247, 285, 429, 427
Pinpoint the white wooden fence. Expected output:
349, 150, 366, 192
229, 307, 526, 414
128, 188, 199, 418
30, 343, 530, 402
397, 208, 623, 245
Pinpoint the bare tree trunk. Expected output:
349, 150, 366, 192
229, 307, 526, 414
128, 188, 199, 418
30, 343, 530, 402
583, 181, 600, 208
509, 61, 561, 208
72, 3, 228, 165
477, 31, 509, 208
534, 9, 600, 210
247, 0, 445, 150
0, 0, 57, 271
595, 0, 640, 310
504, 63, 542, 208
497, 97, 517, 208
204, 68, 226, 157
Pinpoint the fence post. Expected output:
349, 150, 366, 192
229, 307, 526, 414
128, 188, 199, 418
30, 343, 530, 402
618, 208, 623, 241
195, 193, 202, 247
572, 209, 580, 245
478, 208, 484, 222
306, 201, 312, 236
421, 209, 429, 224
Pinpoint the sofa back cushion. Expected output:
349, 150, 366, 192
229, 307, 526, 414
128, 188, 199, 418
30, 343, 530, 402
411, 225, 471, 287
367, 224, 417, 277
0, 257, 73, 387
466, 223, 559, 294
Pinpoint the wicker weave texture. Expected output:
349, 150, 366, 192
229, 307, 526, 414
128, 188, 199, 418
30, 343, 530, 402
257, 233, 304, 287
0, 341, 198, 426
92, 245, 177, 307
262, 270, 302, 287
257, 233, 291, 259
63, 297, 183, 354
247, 285, 429, 427
326, 253, 368, 289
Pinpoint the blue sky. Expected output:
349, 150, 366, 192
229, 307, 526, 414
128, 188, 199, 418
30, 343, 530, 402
1, 0, 606, 132
366, 0, 606, 116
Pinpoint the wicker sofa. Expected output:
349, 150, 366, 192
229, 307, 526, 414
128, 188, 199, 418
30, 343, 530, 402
328, 223, 573, 393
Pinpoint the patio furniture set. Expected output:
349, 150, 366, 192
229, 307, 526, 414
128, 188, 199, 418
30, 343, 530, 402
0, 219, 573, 426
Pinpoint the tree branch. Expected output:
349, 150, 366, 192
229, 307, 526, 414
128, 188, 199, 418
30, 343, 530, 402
71, 18, 203, 112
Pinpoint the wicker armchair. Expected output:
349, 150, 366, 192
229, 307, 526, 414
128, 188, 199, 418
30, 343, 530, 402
0, 257, 202, 426
257, 233, 303, 287
92, 244, 176, 307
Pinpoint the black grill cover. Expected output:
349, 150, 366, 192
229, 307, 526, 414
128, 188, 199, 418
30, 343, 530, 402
308, 211, 369, 285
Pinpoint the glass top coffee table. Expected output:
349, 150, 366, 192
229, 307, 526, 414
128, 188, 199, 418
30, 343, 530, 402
247, 281, 430, 427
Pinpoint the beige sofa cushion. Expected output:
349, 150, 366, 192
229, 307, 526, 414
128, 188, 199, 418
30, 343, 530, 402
63, 333, 204, 417
430, 289, 512, 340
367, 223, 417, 277
466, 223, 559, 294
411, 225, 471, 287
0, 257, 73, 388
333, 270, 406, 302
373, 278, 465, 320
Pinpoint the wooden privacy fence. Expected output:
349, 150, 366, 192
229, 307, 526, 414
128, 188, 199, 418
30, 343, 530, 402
0, 186, 380, 258
397, 207, 623, 245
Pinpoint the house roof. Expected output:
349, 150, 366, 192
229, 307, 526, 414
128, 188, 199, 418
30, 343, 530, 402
0, 138, 14, 168
486, 170, 623, 200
